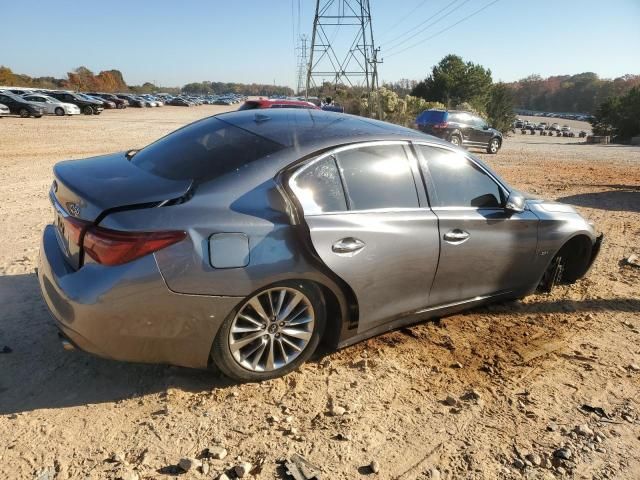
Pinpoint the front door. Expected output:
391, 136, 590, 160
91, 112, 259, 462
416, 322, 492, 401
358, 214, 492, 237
288, 142, 440, 332
415, 144, 539, 306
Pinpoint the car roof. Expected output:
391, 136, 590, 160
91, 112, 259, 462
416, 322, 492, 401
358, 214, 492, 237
216, 108, 440, 150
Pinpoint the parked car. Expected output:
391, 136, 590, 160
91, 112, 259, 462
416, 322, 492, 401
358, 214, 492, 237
37, 109, 602, 381
415, 109, 503, 153
48, 91, 104, 115
80, 94, 116, 109
238, 98, 320, 110
116, 94, 145, 108
514, 119, 524, 128
22, 94, 81, 116
0, 91, 44, 117
87, 93, 129, 109
168, 97, 192, 107
549, 123, 561, 132
0, 103, 9, 117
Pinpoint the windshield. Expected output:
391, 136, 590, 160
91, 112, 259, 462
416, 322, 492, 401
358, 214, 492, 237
416, 110, 447, 124
131, 116, 285, 181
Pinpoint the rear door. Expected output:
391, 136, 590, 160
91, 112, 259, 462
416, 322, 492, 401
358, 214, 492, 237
289, 142, 440, 333
448, 112, 475, 144
469, 115, 492, 145
415, 144, 539, 306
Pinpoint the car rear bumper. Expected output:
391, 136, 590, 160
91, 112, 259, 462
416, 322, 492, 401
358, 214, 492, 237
38, 224, 242, 369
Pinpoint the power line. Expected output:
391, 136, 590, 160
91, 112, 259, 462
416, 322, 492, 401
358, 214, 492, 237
385, 0, 502, 59
378, 0, 429, 39
383, 0, 462, 49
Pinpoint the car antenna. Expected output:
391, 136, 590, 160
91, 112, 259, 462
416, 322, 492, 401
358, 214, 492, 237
254, 113, 271, 123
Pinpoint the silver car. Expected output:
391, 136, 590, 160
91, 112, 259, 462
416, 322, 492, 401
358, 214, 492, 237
38, 109, 602, 381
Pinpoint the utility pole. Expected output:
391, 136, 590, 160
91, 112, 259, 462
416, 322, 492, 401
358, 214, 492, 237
295, 34, 309, 97
306, 0, 380, 110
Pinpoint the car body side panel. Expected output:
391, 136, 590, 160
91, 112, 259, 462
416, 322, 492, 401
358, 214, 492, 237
304, 210, 440, 332
38, 225, 241, 368
428, 208, 540, 306
527, 200, 598, 282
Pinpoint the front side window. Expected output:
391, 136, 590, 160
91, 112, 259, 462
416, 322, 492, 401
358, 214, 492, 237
419, 146, 503, 208
290, 157, 347, 215
335, 144, 419, 211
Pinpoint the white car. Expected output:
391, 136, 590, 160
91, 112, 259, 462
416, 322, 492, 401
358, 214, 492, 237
0, 103, 9, 117
21, 94, 81, 116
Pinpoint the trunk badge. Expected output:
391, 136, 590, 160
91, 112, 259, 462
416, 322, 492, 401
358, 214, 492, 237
67, 202, 81, 217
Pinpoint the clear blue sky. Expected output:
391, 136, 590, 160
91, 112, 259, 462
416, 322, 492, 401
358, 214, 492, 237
1, 0, 638, 88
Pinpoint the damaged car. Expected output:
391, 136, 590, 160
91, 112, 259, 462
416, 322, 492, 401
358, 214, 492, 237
38, 109, 602, 381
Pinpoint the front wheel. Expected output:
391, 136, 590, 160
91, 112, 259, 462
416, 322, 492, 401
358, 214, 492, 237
83, 105, 93, 115
211, 281, 325, 381
486, 137, 500, 154
54, 107, 65, 116
19, 108, 30, 118
449, 134, 462, 147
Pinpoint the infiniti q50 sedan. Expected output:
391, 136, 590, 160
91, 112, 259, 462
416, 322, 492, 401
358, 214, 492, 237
38, 109, 602, 381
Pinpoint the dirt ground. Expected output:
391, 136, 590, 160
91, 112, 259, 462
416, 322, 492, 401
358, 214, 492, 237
0, 107, 639, 480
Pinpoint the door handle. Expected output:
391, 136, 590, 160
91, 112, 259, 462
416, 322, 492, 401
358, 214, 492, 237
332, 237, 366, 254
443, 229, 470, 243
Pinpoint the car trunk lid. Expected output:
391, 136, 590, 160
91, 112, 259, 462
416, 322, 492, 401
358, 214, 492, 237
51, 152, 192, 269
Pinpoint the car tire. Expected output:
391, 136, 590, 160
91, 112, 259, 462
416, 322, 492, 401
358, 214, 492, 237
486, 137, 501, 154
54, 107, 65, 116
449, 134, 462, 147
19, 108, 30, 118
211, 280, 326, 382
83, 105, 93, 115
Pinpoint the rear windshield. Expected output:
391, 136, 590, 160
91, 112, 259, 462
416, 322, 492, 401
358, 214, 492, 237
131, 116, 285, 181
416, 110, 447, 125
238, 101, 260, 110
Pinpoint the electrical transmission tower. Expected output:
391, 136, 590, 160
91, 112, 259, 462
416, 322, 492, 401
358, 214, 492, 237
306, 0, 381, 98
295, 34, 309, 96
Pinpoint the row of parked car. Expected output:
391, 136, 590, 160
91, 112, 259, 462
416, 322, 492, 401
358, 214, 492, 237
513, 119, 588, 138
0, 86, 248, 118
515, 110, 594, 122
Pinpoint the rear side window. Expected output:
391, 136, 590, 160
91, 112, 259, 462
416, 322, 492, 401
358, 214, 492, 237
290, 157, 347, 214
335, 145, 419, 211
131, 117, 285, 181
419, 146, 503, 208
416, 110, 447, 125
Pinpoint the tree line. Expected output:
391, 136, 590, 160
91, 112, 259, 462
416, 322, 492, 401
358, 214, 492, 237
0, 66, 293, 96
506, 73, 640, 114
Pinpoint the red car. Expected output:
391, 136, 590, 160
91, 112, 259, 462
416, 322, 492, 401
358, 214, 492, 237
238, 98, 320, 111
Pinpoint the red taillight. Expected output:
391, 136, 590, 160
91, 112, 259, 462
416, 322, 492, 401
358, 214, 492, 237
63, 216, 91, 246
433, 122, 449, 129
83, 227, 187, 266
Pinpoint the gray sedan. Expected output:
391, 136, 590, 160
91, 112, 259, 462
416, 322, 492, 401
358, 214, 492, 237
38, 109, 602, 381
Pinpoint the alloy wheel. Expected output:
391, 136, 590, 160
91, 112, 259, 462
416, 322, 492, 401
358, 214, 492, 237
490, 139, 499, 153
229, 287, 315, 372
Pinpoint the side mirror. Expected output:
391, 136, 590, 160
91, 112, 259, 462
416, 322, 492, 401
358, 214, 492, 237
505, 192, 525, 213
483, 125, 490, 130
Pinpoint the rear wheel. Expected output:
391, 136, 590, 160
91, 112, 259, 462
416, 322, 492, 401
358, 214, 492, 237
83, 105, 93, 115
54, 107, 64, 116
449, 134, 462, 147
212, 281, 325, 381
486, 137, 500, 154
19, 108, 30, 118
